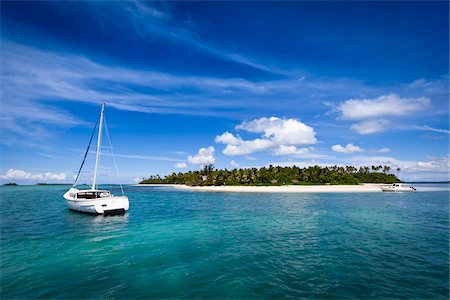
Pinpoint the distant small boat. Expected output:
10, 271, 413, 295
381, 183, 416, 192
63, 103, 129, 215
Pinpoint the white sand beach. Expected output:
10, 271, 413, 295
136, 183, 386, 193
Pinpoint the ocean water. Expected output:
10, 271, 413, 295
1, 184, 448, 299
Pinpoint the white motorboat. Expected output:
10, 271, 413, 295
64, 103, 129, 215
380, 183, 416, 192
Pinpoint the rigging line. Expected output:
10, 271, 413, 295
74, 115, 100, 186
104, 116, 125, 196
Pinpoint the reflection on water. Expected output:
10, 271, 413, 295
65, 209, 129, 233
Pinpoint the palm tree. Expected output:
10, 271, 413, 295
202, 164, 215, 175
396, 167, 401, 178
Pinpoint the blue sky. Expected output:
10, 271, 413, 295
1, 1, 449, 183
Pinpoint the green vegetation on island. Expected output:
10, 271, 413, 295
140, 165, 400, 186
3, 182, 17, 186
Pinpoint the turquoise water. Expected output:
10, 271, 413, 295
1, 185, 448, 299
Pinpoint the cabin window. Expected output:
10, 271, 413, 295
76, 192, 110, 199
77, 192, 97, 199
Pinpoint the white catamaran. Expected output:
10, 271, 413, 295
64, 103, 129, 215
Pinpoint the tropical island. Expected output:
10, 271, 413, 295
140, 165, 400, 186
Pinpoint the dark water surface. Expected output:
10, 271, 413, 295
1, 185, 448, 299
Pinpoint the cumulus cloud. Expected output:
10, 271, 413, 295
351, 119, 389, 134
215, 132, 242, 145
331, 143, 363, 154
236, 117, 317, 145
216, 117, 317, 156
0, 169, 67, 181
272, 145, 310, 156
174, 162, 188, 168
222, 139, 274, 156
338, 94, 430, 120
187, 146, 215, 165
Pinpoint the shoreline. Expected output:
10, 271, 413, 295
135, 183, 386, 193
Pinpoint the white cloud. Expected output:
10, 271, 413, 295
236, 117, 317, 145
214, 132, 242, 145
0, 169, 67, 181
338, 94, 430, 120
373, 147, 390, 153
337, 94, 433, 135
272, 145, 310, 156
350, 155, 450, 174
415, 158, 450, 172
171, 151, 188, 155
187, 146, 215, 165
3, 38, 446, 149
217, 117, 317, 156
119, 1, 288, 76
223, 139, 274, 155
351, 119, 389, 134
230, 160, 239, 168
331, 143, 363, 154
174, 162, 188, 169
414, 125, 450, 135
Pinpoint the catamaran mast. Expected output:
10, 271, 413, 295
92, 103, 104, 190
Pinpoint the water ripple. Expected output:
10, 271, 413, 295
1, 185, 448, 299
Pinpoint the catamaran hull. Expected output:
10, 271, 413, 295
64, 195, 129, 215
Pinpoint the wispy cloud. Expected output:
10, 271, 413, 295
413, 125, 450, 135
338, 94, 430, 120
170, 151, 188, 155
351, 119, 390, 134
337, 94, 434, 135
87, 1, 288, 76
2, 39, 447, 146
370, 147, 390, 154
99, 152, 180, 162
